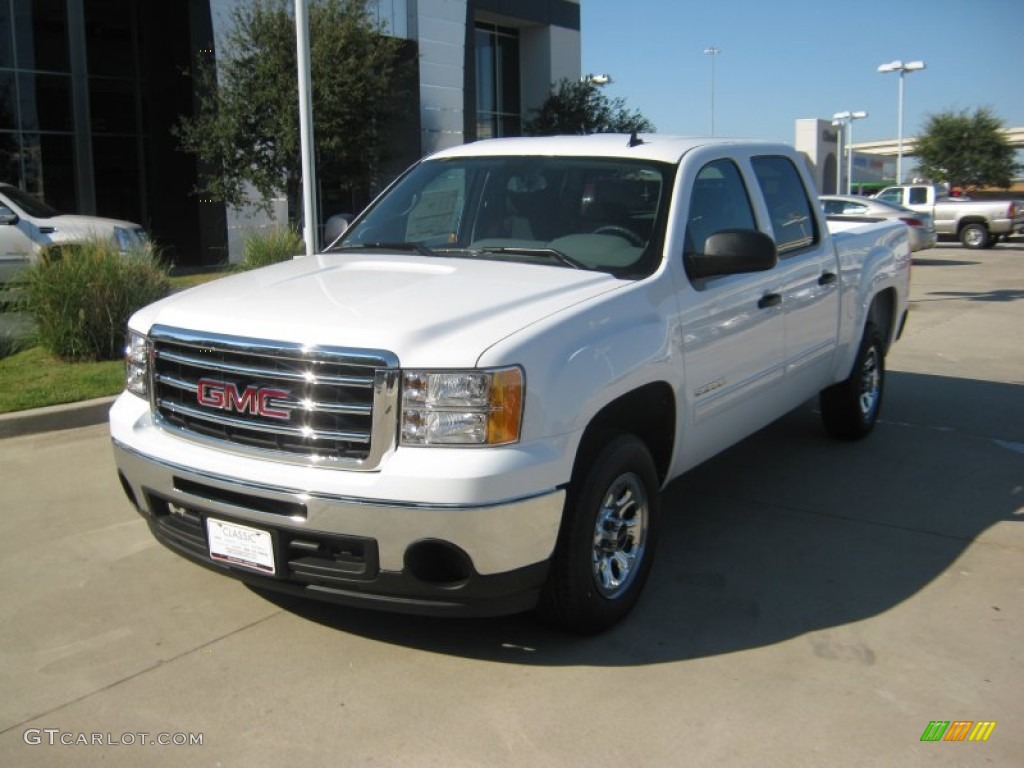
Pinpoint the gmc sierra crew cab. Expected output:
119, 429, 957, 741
110, 134, 911, 632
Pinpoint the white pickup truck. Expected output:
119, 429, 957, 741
874, 183, 1024, 249
110, 135, 911, 632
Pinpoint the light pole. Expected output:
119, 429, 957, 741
877, 59, 926, 184
703, 46, 720, 136
833, 110, 868, 194
295, 0, 317, 254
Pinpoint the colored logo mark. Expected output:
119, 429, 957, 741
920, 721, 996, 742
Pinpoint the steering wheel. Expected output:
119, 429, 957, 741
592, 225, 644, 246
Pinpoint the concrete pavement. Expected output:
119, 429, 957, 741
0, 241, 1021, 766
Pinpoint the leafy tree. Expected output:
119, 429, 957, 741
174, 0, 410, 214
913, 107, 1019, 192
523, 79, 655, 136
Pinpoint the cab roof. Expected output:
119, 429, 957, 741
426, 133, 787, 165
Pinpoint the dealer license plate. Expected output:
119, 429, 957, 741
206, 518, 276, 575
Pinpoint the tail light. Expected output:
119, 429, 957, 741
899, 217, 925, 228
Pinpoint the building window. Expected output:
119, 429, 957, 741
475, 22, 520, 140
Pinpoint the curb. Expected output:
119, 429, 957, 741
0, 395, 117, 439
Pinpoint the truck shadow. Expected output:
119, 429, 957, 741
256, 371, 1023, 666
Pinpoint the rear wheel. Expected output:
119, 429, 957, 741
820, 322, 885, 440
539, 434, 660, 633
960, 223, 991, 249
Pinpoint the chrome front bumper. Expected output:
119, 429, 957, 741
113, 440, 565, 617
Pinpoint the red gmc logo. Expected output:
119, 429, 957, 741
196, 379, 292, 420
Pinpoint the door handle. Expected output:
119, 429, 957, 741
758, 292, 782, 309
818, 271, 838, 286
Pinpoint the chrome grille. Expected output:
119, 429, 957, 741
150, 326, 399, 468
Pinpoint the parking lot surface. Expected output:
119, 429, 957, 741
1, 241, 1021, 767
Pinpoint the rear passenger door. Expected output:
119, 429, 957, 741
751, 155, 840, 407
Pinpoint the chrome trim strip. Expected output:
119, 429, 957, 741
150, 325, 399, 368
158, 399, 372, 443
156, 349, 374, 388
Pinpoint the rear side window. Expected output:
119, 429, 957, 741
908, 187, 928, 205
751, 156, 818, 255
684, 159, 756, 255
876, 189, 902, 205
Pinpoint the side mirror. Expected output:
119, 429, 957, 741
685, 229, 777, 279
0, 210, 19, 226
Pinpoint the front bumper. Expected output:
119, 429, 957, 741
113, 440, 565, 617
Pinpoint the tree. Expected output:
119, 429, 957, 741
174, 0, 410, 215
913, 107, 1019, 192
523, 79, 655, 136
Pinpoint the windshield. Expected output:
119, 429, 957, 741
330, 155, 675, 278
0, 185, 60, 218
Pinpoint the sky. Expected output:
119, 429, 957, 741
580, 0, 1024, 145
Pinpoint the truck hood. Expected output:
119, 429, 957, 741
133, 252, 626, 367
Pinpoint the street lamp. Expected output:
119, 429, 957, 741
703, 46, 720, 136
832, 110, 868, 194
582, 73, 613, 86
877, 59, 926, 184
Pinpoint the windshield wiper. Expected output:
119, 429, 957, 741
472, 246, 586, 270
337, 241, 439, 257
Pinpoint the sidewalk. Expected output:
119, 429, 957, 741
0, 395, 116, 439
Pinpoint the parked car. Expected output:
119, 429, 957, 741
820, 194, 937, 252
0, 183, 150, 264
873, 184, 1024, 249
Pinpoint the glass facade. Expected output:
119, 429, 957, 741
1, 0, 77, 212
475, 22, 520, 140
0, 0, 222, 264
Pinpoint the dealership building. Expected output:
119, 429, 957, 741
0, 0, 581, 265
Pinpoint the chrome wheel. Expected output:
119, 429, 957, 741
591, 471, 649, 599
858, 346, 881, 418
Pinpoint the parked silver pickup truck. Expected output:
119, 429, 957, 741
874, 183, 1024, 249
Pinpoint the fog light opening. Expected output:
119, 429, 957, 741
404, 540, 473, 585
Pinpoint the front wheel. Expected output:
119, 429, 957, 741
539, 434, 660, 633
820, 322, 885, 440
960, 223, 991, 249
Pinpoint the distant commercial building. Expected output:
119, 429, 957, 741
0, 0, 581, 265
795, 118, 895, 195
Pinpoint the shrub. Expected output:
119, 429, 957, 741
19, 239, 171, 361
236, 227, 305, 272
0, 328, 31, 361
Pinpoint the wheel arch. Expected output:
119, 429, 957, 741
867, 288, 897, 353
570, 381, 676, 490
956, 215, 989, 232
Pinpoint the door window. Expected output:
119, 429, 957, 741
751, 156, 818, 255
684, 159, 756, 256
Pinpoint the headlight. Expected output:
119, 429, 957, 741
125, 331, 151, 398
400, 367, 523, 446
114, 226, 148, 253
113, 227, 133, 252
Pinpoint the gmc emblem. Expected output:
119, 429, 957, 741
196, 378, 292, 420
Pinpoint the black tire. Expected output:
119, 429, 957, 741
538, 434, 660, 633
960, 223, 991, 249
820, 322, 885, 440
